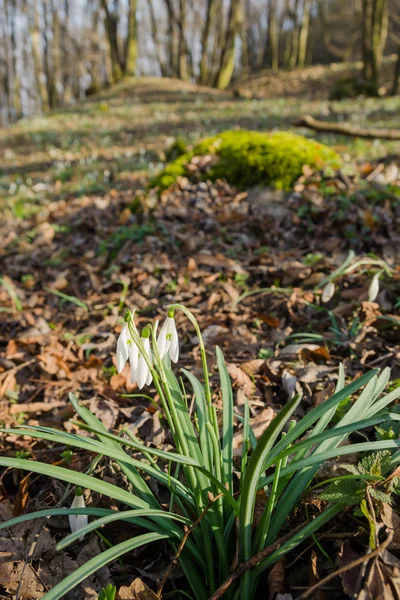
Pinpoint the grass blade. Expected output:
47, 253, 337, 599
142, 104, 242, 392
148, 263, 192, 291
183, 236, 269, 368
44, 287, 89, 311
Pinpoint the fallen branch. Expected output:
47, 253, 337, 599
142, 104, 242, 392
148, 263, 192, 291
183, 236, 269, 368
296, 114, 400, 140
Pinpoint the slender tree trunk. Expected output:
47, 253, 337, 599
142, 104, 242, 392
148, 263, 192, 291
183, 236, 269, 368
297, 0, 312, 68
124, 0, 137, 75
100, 0, 123, 81
362, 0, 388, 94
51, 0, 61, 105
208, 0, 224, 85
288, 0, 300, 69
164, 0, 179, 77
24, 0, 49, 110
177, 0, 189, 80
216, 0, 242, 89
267, 0, 279, 71
391, 47, 400, 95
147, 0, 167, 76
199, 0, 217, 84
8, 0, 22, 119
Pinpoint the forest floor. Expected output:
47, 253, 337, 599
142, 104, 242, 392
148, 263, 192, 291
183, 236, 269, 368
0, 71, 400, 599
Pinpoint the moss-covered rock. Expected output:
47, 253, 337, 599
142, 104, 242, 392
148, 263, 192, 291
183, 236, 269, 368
150, 130, 340, 192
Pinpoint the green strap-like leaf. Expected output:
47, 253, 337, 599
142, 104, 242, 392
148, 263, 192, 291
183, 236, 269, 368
42, 532, 168, 600
216, 346, 234, 495
57, 507, 189, 549
239, 393, 301, 598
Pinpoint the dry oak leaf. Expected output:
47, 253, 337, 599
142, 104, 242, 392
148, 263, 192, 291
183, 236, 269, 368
226, 363, 255, 398
233, 407, 274, 455
117, 578, 158, 599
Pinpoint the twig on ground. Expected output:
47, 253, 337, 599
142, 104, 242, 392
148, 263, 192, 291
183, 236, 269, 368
296, 530, 394, 600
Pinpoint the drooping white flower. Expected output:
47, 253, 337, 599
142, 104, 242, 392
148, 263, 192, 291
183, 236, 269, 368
69, 490, 88, 542
368, 272, 380, 302
116, 323, 130, 373
116, 311, 138, 374
321, 281, 335, 303
133, 327, 153, 389
157, 309, 179, 363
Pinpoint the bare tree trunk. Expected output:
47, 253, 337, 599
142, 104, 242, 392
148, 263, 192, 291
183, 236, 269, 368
124, 0, 137, 75
208, 0, 224, 85
199, 0, 217, 84
391, 46, 400, 95
8, 0, 22, 119
216, 0, 242, 89
164, 0, 179, 77
268, 0, 279, 71
51, 0, 61, 104
100, 0, 123, 81
24, 0, 49, 110
297, 0, 312, 68
288, 0, 300, 68
147, 0, 167, 76
177, 0, 189, 80
362, 0, 388, 94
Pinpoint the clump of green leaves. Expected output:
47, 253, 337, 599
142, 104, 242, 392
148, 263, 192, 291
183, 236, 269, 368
1, 306, 400, 600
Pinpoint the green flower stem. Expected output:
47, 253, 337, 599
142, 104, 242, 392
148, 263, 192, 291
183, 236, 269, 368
168, 304, 215, 428
127, 320, 175, 435
151, 321, 217, 591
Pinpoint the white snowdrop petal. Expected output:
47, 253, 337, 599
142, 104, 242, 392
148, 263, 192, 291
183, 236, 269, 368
136, 337, 151, 389
170, 322, 179, 363
321, 282, 335, 303
136, 356, 148, 389
116, 324, 130, 373
368, 275, 380, 302
157, 318, 171, 359
75, 515, 88, 541
129, 340, 139, 372
69, 494, 87, 540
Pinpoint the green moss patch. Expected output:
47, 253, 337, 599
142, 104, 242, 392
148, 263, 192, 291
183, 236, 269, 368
150, 130, 340, 192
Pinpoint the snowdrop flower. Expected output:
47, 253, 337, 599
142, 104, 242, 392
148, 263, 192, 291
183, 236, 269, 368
321, 281, 335, 303
157, 309, 179, 363
116, 311, 138, 374
69, 489, 88, 541
368, 272, 380, 302
133, 326, 153, 389
116, 322, 130, 373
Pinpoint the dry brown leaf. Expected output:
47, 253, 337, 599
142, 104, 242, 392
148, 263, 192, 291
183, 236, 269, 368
226, 363, 255, 398
117, 578, 158, 599
380, 503, 400, 550
299, 345, 331, 363
258, 314, 280, 328
12, 473, 30, 517
233, 407, 274, 455
268, 557, 286, 599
